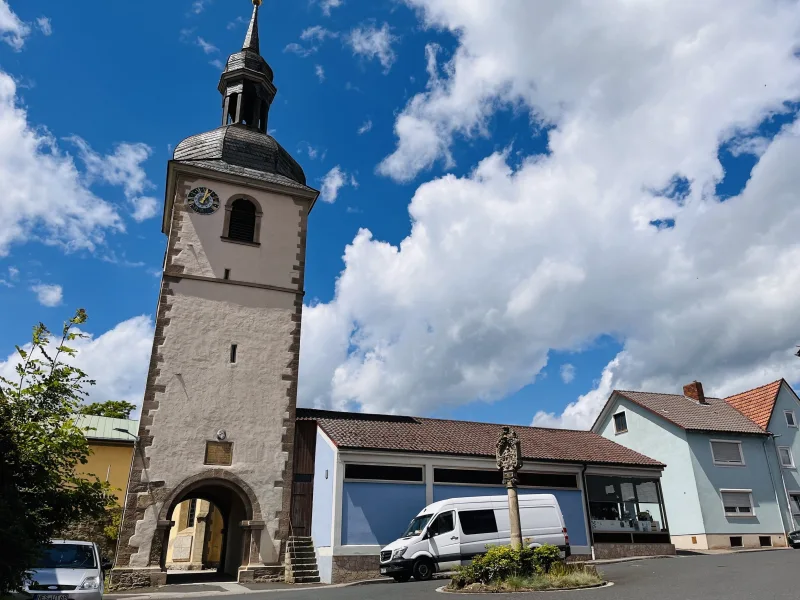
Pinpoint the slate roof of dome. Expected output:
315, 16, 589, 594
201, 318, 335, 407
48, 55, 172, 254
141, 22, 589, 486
173, 124, 311, 191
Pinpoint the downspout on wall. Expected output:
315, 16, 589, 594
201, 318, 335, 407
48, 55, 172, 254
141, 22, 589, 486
580, 464, 594, 560
762, 434, 790, 542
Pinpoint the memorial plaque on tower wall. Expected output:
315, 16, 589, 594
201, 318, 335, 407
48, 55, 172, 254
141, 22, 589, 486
172, 536, 193, 561
204, 441, 233, 466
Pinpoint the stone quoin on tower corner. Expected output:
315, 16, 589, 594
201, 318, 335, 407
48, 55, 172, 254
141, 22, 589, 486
110, 0, 320, 588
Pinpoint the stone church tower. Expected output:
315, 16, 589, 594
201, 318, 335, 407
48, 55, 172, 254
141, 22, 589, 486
111, 0, 319, 588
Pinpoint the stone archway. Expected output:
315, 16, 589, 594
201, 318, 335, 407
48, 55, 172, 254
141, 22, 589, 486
156, 470, 266, 580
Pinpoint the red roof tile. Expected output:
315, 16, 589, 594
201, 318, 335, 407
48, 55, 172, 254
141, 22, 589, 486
724, 380, 783, 430
296, 408, 664, 468
614, 391, 766, 435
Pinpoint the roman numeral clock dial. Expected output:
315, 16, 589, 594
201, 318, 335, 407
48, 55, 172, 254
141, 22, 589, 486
187, 186, 220, 214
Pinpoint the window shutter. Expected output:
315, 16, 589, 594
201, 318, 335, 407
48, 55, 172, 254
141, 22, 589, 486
228, 199, 257, 243
711, 441, 743, 464
721, 491, 751, 513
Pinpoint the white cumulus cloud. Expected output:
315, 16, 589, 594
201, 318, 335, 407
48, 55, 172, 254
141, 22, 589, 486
298, 0, 800, 425
0, 71, 126, 256
0, 315, 155, 418
358, 119, 373, 135
66, 135, 158, 224
560, 364, 575, 385
36, 16, 51, 36
346, 22, 399, 73
315, 64, 325, 82
0, 0, 30, 50
318, 0, 343, 16
320, 166, 358, 203
30, 283, 63, 307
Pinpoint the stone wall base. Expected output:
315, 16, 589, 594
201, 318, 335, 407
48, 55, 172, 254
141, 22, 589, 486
671, 533, 787, 550
331, 555, 380, 584
238, 565, 284, 583
109, 567, 167, 590
593, 542, 676, 560
165, 563, 206, 571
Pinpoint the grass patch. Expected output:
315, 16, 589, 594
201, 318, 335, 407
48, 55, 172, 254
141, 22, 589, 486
449, 564, 604, 593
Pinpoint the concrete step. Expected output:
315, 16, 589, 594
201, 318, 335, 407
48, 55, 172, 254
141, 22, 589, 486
290, 575, 321, 584
287, 568, 320, 576
287, 542, 314, 549
288, 557, 317, 565
288, 549, 316, 557
288, 536, 313, 541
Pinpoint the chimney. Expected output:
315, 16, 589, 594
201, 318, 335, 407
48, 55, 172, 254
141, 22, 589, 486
684, 381, 707, 404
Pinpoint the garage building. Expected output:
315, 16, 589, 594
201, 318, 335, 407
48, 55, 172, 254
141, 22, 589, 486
290, 409, 675, 583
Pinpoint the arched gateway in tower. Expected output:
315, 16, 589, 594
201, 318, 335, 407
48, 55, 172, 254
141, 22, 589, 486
110, 1, 319, 588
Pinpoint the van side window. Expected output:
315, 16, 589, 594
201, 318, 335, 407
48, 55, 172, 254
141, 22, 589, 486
459, 509, 498, 535
429, 511, 455, 537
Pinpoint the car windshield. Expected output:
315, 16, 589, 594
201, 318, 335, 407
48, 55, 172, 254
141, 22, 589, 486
35, 544, 96, 569
402, 515, 432, 538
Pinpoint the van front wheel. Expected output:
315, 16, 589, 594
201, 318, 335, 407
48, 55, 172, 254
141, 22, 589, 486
412, 557, 434, 581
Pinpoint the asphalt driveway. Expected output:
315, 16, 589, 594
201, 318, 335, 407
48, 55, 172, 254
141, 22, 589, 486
110, 549, 800, 600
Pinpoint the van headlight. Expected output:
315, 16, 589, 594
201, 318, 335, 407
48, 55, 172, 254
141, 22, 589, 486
79, 576, 101, 590
391, 547, 407, 560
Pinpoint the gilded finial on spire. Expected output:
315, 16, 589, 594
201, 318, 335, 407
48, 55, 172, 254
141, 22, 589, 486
243, 0, 261, 53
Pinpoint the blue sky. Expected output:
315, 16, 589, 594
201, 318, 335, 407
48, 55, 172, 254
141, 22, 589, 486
1, 0, 799, 428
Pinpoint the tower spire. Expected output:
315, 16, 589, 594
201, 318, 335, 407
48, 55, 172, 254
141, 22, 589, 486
243, 0, 261, 54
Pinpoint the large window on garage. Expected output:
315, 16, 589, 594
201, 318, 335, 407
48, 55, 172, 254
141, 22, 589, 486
586, 474, 670, 544
344, 463, 424, 483
458, 509, 498, 535
434, 468, 577, 489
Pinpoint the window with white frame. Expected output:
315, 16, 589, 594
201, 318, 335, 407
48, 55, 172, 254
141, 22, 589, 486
785, 410, 797, 428
721, 490, 754, 516
790, 493, 800, 516
710, 440, 745, 466
778, 446, 795, 468
613, 412, 628, 434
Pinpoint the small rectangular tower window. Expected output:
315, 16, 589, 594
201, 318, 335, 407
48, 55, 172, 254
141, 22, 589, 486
230, 344, 237, 364
223, 268, 231, 280
785, 410, 797, 428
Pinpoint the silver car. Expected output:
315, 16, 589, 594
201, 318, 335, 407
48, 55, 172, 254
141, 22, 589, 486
23, 540, 112, 600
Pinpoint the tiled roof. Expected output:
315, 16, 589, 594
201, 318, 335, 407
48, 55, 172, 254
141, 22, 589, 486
73, 414, 138, 443
296, 408, 664, 468
614, 391, 766, 435
724, 380, 783, 430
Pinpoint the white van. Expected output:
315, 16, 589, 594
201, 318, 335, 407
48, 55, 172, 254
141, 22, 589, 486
379, 494, 570, 582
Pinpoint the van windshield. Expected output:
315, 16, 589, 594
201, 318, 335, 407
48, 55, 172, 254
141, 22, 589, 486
35, 544, 96, 569
402, 515, 432, 538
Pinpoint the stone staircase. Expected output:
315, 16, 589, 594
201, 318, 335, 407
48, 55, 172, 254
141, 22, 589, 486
284, 536, 321, 584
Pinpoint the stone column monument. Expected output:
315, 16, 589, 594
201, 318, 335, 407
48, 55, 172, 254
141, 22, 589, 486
496, 426, 523, 550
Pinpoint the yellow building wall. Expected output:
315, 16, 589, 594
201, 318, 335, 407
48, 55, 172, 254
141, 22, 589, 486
79, 442, 134, 506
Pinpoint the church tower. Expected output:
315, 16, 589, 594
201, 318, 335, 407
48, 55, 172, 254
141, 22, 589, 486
111, 1, 318, 587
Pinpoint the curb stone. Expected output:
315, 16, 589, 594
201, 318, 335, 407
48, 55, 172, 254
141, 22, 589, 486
435, 581, 615, 594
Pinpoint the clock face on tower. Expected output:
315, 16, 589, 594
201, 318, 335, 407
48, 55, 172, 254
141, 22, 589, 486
187, 186, 221, 215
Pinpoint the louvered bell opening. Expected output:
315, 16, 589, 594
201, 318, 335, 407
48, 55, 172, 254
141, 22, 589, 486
228, 199, 257, 243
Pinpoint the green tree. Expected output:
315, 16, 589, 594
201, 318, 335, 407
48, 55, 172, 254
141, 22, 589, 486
0, 310, 108, 595
78, 400, 136, 419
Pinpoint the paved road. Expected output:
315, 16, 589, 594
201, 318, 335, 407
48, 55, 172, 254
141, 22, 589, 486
114, 550, 800, 600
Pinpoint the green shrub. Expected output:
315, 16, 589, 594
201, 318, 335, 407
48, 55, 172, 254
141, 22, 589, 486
450, 543, 564, 587
533, 543, 562, 574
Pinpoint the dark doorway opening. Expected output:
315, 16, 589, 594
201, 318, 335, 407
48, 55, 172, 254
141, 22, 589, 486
162, 480, 252, 582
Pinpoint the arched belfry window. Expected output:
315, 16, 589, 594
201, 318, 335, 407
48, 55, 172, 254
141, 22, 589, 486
228, 199, 257, 242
